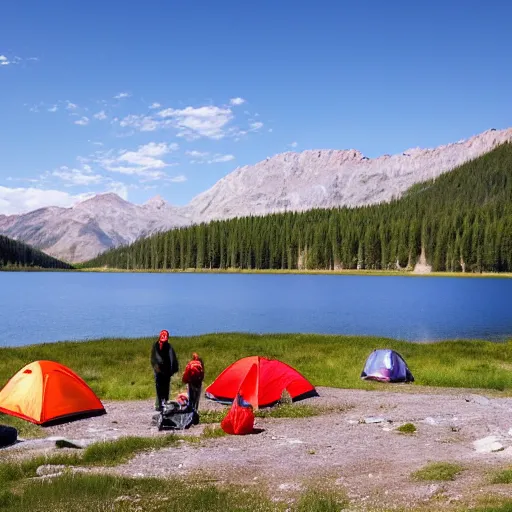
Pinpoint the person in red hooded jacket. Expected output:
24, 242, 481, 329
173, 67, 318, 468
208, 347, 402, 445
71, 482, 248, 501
182, 353, 204, 412
150, 330, 179, 411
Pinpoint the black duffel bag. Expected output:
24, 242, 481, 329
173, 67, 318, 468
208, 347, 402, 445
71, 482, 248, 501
0, 425, 18, 448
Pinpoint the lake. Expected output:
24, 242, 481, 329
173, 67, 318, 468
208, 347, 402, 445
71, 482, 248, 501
0, 272, 511, 347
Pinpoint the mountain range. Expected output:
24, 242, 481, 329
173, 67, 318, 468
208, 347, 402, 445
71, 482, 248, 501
1, 127, 511, 263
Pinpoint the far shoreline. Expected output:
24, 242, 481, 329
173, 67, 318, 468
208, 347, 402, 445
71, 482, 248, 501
69, 267, 512, 278
2, 266, 512, 278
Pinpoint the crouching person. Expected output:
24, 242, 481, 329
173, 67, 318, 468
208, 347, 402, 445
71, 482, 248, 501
151, 330, 179, 411
182, 353, 204, 412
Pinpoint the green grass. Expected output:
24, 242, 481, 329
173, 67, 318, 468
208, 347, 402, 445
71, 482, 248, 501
411, 462, 464, 481
490, 467, 512, 484
0, 430, 224, 484
397, 422, 417, 434
200, 404, 349, 424
295, 489, 348, 511
0, 473, 280, 512
1, 333, 511, 401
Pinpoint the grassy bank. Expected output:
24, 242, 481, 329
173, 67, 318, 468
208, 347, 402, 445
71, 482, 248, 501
0, 334, 511, 400
0, 471, 511, 512
78, 266, 512, 278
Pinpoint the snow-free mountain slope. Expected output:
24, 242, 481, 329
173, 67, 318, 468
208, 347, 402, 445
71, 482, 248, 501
0, 127, 511, 262
189, 128, 512, 221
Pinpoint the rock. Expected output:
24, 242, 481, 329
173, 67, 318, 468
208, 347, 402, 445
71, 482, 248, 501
363, 417, 387, 424
55, 439, 84, 449
423, 417, 439, 426
466, 395, 491, 406
473, 436, 504, 453
36, 464, 67, 477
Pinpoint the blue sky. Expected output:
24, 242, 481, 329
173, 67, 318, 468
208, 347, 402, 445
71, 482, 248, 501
1, 0, 511, 214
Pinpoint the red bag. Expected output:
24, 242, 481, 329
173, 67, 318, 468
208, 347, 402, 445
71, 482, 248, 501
221, 394, 255, 435
182, 360, 204, 384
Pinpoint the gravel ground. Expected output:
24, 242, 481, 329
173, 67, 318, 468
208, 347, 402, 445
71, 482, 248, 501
4, 387, 512, 510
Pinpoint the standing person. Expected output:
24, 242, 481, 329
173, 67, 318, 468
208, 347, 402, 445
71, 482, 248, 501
182, 353, 204, 412
151, 330, 179, 411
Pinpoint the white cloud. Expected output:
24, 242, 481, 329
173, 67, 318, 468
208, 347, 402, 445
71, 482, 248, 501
149, 102, 161, 109
157, 105, 233, 140
268, 128, 273, 133
230, 97, 246, 106
188, 151, 235, 164
114, 92, 131, 99
88, 140, 104, 146
52, 166, 104, 186
119, 114, 160, 132
93, 110, 107, 120
250, 121, 263, 131
0, 54, 37, 67
66, 101, 78, 110
48, 105, 58, 113
289, 141, 298, 148
186, 150, 209, 158
0, 186, 90, 215
105, 181, 129, 200
168, 175, 187, 183
98, 142, 178, 180
74, 116, 90, 126
208, 154, 235, 164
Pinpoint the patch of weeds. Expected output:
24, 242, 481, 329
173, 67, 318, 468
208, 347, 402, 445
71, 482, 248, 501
295, 488, 348, 511
308, 450, 316, 455
199, 404, 350, 424
471, 500, 512, 512
397, 422, 417, 434
199, 410, 225, 424
490, 468, 512, 484
411, 462, 463, 482
0, 473, 279, 512
201, 425, 227, 439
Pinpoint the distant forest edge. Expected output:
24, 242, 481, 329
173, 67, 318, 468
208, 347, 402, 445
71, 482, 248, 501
0, 235, 72, 270
84, 142, 511, 273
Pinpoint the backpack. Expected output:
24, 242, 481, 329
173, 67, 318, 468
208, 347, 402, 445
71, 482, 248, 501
182, 360, 204, 384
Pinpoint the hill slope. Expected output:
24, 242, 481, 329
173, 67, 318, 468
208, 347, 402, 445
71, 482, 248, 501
83, 142, 512, 273
1, 128, 511, 263
0, 194, 191, 263
188, 127, 512, 221
0, 235, 72, 269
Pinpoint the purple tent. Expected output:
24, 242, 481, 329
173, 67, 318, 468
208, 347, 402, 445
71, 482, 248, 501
361, 349, 414, 383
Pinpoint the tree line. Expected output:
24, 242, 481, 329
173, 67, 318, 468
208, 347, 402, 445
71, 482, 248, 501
0, 235, 72, 269
84, 143, 512, 273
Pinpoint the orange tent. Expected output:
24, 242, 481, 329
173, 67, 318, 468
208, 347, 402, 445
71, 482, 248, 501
0, 361, 105, 425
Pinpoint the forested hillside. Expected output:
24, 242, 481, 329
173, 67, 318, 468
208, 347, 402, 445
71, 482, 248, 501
0, 235, 72, 269
83, 143, 512, 273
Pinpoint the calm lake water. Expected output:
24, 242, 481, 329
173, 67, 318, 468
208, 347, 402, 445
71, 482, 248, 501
0, 272, 511, 347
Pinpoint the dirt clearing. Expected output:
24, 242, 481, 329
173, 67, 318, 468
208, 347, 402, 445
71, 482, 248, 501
5, 387, 512, 510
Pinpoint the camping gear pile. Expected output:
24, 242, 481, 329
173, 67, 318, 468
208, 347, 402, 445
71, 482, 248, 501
156, 393, 199, 431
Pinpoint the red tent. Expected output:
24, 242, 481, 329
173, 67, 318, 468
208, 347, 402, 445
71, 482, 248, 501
205, 356, 318, 408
